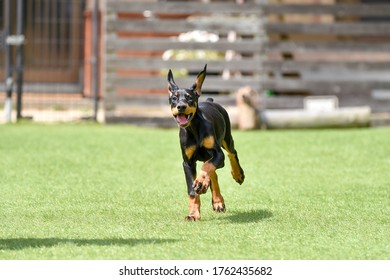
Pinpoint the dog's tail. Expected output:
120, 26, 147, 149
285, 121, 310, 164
206, 97, 214, 102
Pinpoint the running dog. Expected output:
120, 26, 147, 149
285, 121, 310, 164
168, 65, 245, 221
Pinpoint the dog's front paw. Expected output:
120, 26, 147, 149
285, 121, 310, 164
193, 171, 210, 194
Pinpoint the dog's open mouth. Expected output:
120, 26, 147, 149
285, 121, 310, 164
175, 113, 193, 126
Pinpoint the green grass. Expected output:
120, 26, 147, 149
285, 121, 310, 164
0, 124, 389, 259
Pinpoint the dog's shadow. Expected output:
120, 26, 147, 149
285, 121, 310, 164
0, 238, 177, 251
222, 209, 273, 224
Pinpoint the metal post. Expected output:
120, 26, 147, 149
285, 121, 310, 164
92, 0, 99, 121
4, 0, 12, 122
15, 0, 25, 120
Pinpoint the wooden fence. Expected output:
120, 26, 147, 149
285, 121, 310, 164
262, 2, 390, 112
105, 0, 265, 121
105, 0, 390, 123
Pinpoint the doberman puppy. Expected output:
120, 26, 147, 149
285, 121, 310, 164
168, 65, 245, 221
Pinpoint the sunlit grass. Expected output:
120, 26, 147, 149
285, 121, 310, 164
0, 124, 389, 259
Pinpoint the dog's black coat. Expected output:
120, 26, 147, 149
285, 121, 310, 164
168, 65, 244, 220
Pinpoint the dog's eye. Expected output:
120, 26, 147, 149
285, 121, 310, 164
171, 95, 178, 102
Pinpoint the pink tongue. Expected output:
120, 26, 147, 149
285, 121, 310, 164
177, 114, 188, 125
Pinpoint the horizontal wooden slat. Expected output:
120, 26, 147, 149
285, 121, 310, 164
266, 41, 390, 53
107, 18, 262, 35
263, 79, 390, 95
104, 94, 238, 108
107, 57, 390, 74
106, 57, 263, 72
304, 71, 390, 82
263, 61, 390, 72
103, 91, 390, 114
107, 2, 390, 17
263, 96, 304, 110
266, 76, 390, 84
266, 22, 390, 36
106, 35, 263, 52
106, 76, 261, 91
264, 4, 390, 17
107, 2, 264, 14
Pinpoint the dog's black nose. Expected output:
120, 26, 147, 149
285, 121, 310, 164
177, 104, 187, 112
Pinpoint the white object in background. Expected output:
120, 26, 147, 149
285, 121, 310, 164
4, 97, 12, 122
304, 96, 339, 112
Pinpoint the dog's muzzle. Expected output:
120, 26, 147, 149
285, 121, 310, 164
175, 113, 193, 127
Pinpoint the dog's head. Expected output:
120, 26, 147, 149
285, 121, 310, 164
168, 65, 207, 128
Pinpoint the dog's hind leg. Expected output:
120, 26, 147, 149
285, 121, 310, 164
210, 171, 225, 212
222, 136, 245, 185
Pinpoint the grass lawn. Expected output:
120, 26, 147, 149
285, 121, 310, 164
0, 123, 389, 260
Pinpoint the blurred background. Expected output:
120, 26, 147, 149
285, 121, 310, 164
1, 0, 390, 128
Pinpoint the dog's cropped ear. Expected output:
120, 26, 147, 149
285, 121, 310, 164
168, 69, 179, 95
191, 64, 207, 96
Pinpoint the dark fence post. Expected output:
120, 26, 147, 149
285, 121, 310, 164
92, 0, 99, 121
15, 0, 25, 120
4, 0, 12, 122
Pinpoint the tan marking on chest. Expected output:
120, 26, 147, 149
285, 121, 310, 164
201, 162, 216, 174
202, 136, 215, 149
185, 145, 197, 160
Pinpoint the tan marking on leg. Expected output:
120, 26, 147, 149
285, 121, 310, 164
210, 171, 225, 212
201, 161, 216, 174
186, 195, 201, 221
222, 140, 230, 153
222, 141, 245, 184
202, 135, 215, 149
185, 145, 197, 160
193, 162, 216, 194
228, 153, 245, 184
